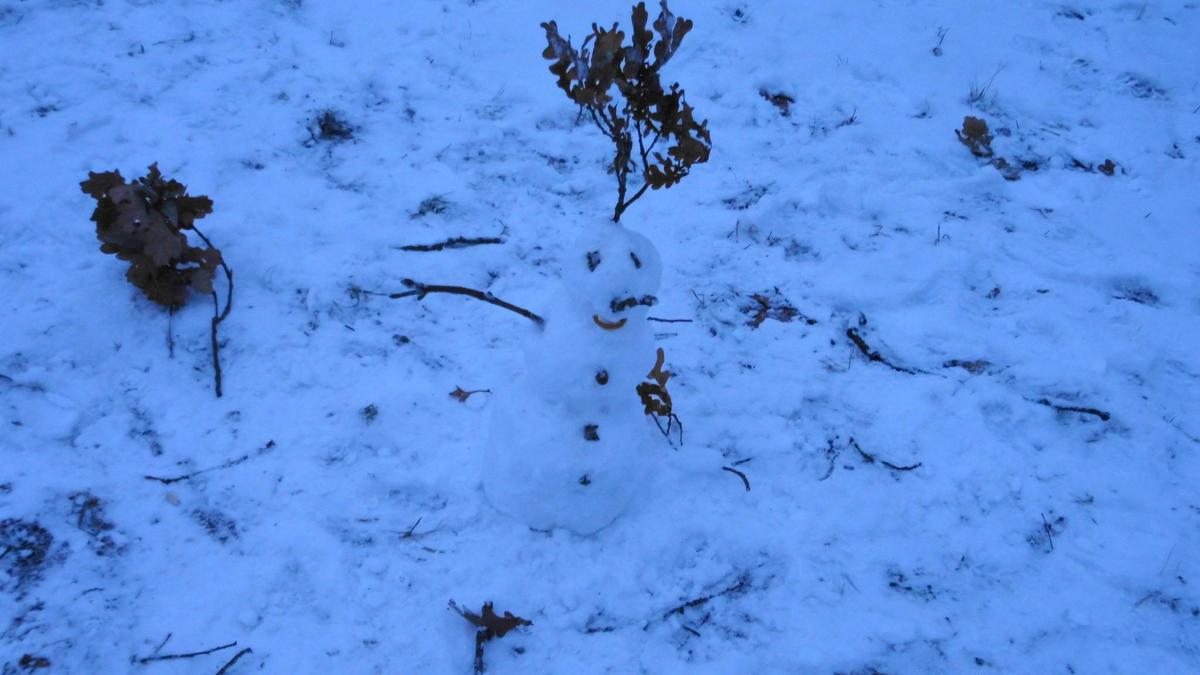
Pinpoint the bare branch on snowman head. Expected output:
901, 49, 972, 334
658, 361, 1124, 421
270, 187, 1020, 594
541, 1, 711, 223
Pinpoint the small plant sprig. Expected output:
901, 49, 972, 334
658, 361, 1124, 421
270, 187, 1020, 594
541, 0, 711, 222
81, 164, 234, 397
638, 347, 682, 442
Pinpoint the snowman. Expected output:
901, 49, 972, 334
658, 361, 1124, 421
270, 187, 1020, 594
484, 219, 667, 534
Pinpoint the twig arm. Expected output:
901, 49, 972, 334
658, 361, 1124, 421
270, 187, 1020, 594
390, 279, 545, 327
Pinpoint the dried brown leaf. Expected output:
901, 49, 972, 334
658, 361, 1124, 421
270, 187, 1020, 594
652, 0, 692, 67
449, 386, 490, 403
456, 601, 531, 639
79, 170, 125, 199
956, 116, 994, 158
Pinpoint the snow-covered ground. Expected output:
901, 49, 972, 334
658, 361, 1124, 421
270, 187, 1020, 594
2, 1, 1199, 672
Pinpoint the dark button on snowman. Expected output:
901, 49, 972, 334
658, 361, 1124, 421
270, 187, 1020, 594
485, 221, 665, 534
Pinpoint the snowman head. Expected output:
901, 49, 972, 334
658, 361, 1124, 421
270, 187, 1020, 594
563, 224, 663, 329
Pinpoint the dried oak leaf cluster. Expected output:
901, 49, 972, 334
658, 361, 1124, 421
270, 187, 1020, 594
542, 0, 711, 219
637, 347, 673, 417
80, 164, 221, 308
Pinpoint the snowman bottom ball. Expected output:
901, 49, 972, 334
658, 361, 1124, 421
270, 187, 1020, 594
483, 387, 662, 535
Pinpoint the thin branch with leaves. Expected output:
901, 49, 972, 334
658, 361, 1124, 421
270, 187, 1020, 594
541, 1, 711, 222
81, 164, 235, 398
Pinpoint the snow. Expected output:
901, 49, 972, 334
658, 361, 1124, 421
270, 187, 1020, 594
1, 0, 1198, 673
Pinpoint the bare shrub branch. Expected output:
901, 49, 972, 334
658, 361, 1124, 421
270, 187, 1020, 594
541, 1, 711, 222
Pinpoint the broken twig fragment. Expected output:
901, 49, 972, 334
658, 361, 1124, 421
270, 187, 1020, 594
846, 328, 921, 375
1030, 397, 1111, 421
214, 647, 253, 675
137, 640, 238, 664
396, 236, 504, 252
721, 466, 751, 491
850, 437, 921, 472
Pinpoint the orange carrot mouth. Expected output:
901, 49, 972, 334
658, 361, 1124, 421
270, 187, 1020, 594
592, 314, 627, 331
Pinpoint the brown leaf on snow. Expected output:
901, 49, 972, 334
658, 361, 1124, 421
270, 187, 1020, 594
449, 600, 533, 674
451, 601, 532, 640
956, 116, 994, 158
449, 386, 490, 403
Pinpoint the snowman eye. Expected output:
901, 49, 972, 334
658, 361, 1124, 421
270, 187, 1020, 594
630, 251, 642, 269
587, 251, 601, 271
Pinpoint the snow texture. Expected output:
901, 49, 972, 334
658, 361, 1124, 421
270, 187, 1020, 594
1, 1, 1199, 673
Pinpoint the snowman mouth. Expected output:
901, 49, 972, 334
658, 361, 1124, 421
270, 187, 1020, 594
592, 314, 627, 331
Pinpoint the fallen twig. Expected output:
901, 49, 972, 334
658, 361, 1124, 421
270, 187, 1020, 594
213, 647, 253, 675
845, 328, 921, 375
721, 466, 751, 492
150, 633, 173, 658
849, 437, 921, 472
167, 306, 176, 359
144, 440, 276, 485
395, 236, 503, 252
650, 411, 684, 445
1041, 513, 1055, 551
387, 517, 446, 552
658, 574, 751, 623
647, 316, 693, 323
1030, 398, 1111, 421
390, 279, 544, 327
138, 641, 237, 664
817, 439, 839, 481
193, 226, 234, 398
396, 517, 424, 539
1163, 416, 1200, 444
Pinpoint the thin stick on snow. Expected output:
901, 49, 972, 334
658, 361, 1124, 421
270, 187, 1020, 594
1029, 397, 1111, 421
657, 574, 751, 622
214, 647, 253, 675
144, 440, 276, 485
150, 633, 173, 658
845, 328, 923, 375
389, 279, 544, 327
192, 225, 234, 398
1041, 513, 1055, 551
137, 640, 237, 664
721, 466, 751, 492
395, 236, 504, 252
849, 438, 921, 472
